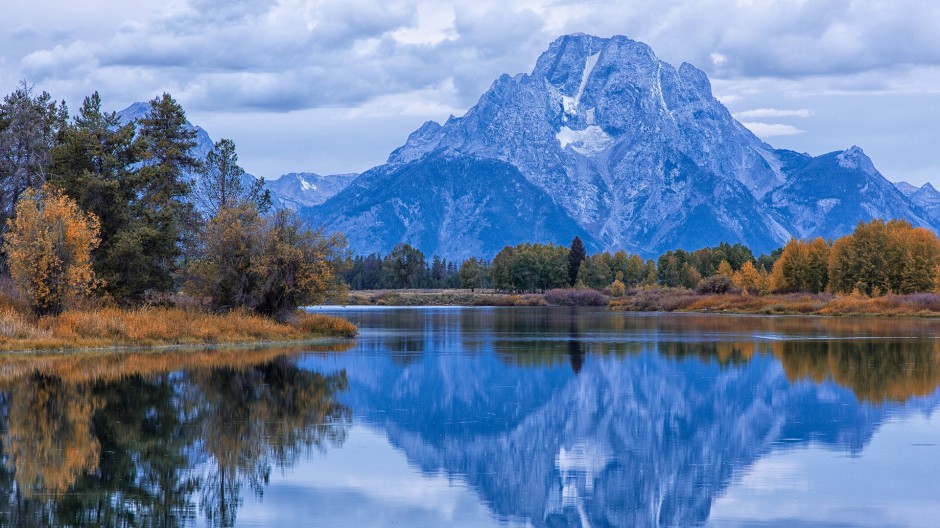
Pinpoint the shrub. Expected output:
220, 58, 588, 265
188, 206, 348, 321
544, 288, 609, 306
696, 275, 737, 295
609, 287, 701, 312
609, 279, 626, 297
297, 312, 358, 338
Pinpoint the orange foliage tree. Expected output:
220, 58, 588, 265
770, 237, 830, 293
828, 219, 940, 295
3, 185, 100, 315
188, 205, 348, 320
732, 261, 760, 295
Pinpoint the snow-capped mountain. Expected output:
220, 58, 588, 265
304, 34, 935, 259
265, 172, 358, 209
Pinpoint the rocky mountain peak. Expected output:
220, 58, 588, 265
305, 33, 937, 259
836, 145, 877, 175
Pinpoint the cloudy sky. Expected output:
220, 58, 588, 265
3, 0, 940, 185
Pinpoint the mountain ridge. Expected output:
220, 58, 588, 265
115, 102, 353, 210
302, 33, 934, 259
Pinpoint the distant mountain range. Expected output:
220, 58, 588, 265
301, 33, 938, 259
119, 34, 940, 259
264, 172, 358, 209
115, 103, 356, 211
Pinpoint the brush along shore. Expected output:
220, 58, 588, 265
339, 288, 940, 317
0, 307, 357, 353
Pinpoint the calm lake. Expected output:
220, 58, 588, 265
2, 307, 940, 527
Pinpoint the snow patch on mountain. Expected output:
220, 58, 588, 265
565, 51, 600, 114
556, 125, 614, 154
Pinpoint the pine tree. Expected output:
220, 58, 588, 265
195, 138, 270, 218
0, 82, 68, 223
568, 236, 586, 287
49, 92, 144, 301
131, 93, 200, 300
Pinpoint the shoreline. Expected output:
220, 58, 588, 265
0, 335, 354, 357
0, 307, 357, 354
335, 288, 940, 318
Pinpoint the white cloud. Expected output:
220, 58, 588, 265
340, 79, 463, 119
2, 0, 940, 185
740, 122, 805, 137
733, 108, 813, 119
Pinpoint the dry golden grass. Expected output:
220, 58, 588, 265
609, 288, 940, 317
296, 312, 358, 338
0, 307, 356, 352
685, 293, 829, 314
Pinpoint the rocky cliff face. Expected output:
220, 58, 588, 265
305, 33, 934, 259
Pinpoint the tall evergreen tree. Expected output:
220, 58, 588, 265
0, 82, 68, 223
49, 92, 145, 299
568, 236, 586, 286
129, 93, 200, 299
195, 138, 270, 218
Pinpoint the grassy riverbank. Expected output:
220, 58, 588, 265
610, 289, 940, 316
0, 307, 357, 352
341, 287, 940, 317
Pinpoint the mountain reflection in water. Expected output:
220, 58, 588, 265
1, 308, 939, 527
302, 307, 940, 528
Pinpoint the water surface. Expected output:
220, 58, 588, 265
2, 307, 939, 527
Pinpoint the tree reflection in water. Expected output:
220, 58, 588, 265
486, 309, 940, 403
0, 347, 350, 527
332, 308, 940, 527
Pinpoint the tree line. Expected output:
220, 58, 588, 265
349, 220, 940, 297
0, 84, 346, 319
345, 245, 483, 290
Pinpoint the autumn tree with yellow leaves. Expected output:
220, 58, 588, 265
828, 219, 940, 295
732, 260, 761, 295
3, 185, 100, 315
188, 205, 348, 321
770, 237, 830, 293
